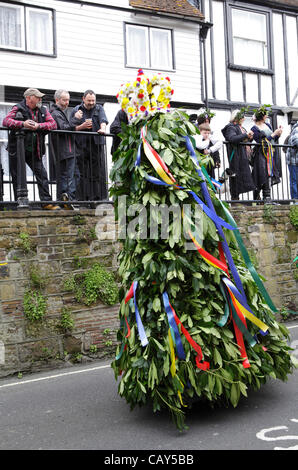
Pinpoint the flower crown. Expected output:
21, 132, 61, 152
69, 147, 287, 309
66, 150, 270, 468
253, 104, 272, 121
197, 108, 215, 120
234, 106, 250, 121
116, 69, 174, 123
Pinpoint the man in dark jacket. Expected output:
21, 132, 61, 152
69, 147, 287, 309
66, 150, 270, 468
50, 89, 79, 207
2, 88, 59, 209
286, 122, 298, 199
69, 90, 108, 201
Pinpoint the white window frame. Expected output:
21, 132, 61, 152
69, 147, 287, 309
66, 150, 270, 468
228, 5, 272, 73
25, 6, 54, 55
125, 23, 174, 71
0, 2, 55, 56
0, 2, 25, 51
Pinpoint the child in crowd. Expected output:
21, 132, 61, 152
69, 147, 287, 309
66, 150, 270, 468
194, 123, 222, 178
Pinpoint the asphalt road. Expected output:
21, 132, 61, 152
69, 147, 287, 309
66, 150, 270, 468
0, 321, 298, 453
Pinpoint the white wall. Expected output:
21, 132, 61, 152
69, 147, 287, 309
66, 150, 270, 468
0, 0, 202, 113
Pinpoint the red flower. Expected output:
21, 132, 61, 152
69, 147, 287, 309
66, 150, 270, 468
138, 93, 144, 99
138, 69, 144, 75
171, 90, 174, 95
165, 77, 170, 81
140, 105, 146, 111
136, 77, 141, 82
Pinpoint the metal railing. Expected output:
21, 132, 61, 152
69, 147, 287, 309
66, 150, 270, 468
0, 126, 111, 209
214, 141, 294, 204
0, 126, 295, 209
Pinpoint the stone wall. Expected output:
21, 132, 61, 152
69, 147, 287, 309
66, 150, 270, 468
0, 204, 297, 378
231, 205, 297, 313
0, 204, 120, 378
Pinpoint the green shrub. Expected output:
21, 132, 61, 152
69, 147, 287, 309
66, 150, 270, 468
289, 206, 298, 229
23, 289, 47, 322
64, 263, 119, 306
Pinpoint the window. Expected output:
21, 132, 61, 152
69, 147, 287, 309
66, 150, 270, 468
0, 2, 55, 56
125, 24, 174, 70
229, 7, 271, 71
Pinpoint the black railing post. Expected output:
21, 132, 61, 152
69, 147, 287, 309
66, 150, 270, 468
15, 129, 29, 209
0, 159, 3, 202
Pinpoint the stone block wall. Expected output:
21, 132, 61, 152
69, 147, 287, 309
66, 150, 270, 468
231, 205, 297, 312
0, 204, 297, 378
0, 205, 120, 378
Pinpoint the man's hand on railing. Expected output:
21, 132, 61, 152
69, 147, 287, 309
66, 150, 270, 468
23, 120, 39, 130
97, 124, 106, 134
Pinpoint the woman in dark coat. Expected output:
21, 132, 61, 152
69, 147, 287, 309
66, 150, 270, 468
221, 109, 255, 200
250, 105, 283, 200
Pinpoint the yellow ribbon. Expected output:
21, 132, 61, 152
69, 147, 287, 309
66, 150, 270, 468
168, 329, 187, 407
229, 290, 269, 333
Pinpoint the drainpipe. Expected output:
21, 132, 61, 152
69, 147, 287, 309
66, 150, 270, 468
199, 22, 212, 109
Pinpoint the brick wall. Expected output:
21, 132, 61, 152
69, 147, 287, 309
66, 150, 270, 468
0, 205, 120, 378
0, 204, 297, 378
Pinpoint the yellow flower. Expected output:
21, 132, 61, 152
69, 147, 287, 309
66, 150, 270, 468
122, 97, 129, 106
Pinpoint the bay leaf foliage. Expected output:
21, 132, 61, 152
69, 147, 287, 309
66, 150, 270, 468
109, 110, 294, 430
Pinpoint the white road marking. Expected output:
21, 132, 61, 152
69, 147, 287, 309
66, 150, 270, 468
287, 324, 298, 329
256, 421, 298, 450
0, 364, 111, 389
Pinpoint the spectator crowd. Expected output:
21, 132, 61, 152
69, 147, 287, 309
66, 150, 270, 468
1, 88, 297, 208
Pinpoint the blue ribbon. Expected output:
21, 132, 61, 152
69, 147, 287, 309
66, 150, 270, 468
162, 292, 186, 361
133, 281, 149, 346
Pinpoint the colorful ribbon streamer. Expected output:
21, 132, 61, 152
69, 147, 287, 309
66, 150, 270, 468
163, 292, 209, 371
125, 281, 149, 347
168, 329, 187, 407
262, 138, 274, 177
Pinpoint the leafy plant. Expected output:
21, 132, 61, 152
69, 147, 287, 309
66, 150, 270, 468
59, 307, 74, 331
89, 344, 98, 354
64, 263, 119, 306
289, 205, 298, 229
28, 264, 47, 289
23, 289, 47, 322
110, 109, 294, 430
262, 205, 276, 224
18, 232, 33, 253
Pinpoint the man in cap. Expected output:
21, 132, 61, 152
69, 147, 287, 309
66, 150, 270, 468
2, 87, 59, 209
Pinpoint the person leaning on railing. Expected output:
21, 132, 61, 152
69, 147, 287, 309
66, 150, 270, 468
250, 104, 282, 201
50, 89, 78, 208
221, 108, 255, 201
2, 88, 60, 210
286, 121, 298, 200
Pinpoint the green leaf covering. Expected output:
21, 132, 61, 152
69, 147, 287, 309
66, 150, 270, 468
110, 110, 294, 430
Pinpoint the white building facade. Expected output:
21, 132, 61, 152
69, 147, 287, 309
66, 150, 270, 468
0, 0, 297, 201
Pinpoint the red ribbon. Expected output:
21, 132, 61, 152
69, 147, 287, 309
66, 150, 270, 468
169, 303, 210, 371
218, 242, 250, 368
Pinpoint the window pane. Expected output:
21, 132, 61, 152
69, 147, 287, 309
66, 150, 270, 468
27, 8, 53, 54
126, 25, 149, 67
234, 38, 268, 68
150, 28, 172, 69
232, 9, 267, 41
0, 4, 23, 49
232, 8, 268, 68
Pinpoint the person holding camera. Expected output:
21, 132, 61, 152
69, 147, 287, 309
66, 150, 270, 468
69, 90, 108, 202
2, 88, 59, 210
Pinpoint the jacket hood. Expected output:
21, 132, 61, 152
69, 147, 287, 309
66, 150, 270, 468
221, 122, 234, 138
